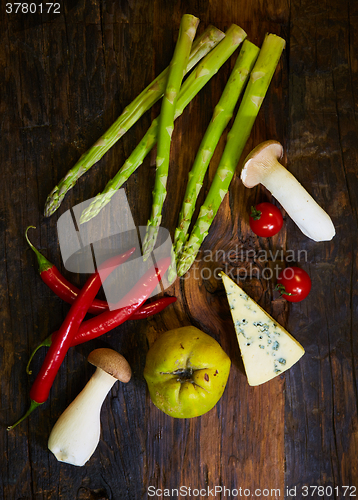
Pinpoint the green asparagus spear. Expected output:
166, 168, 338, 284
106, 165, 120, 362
168, 40, 260, 281
141, 14, 199, 260
79, 24, 247, 225
177, 33, 286, 277
44, 25, 225, 218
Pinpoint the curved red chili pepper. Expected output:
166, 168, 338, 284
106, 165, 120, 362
26, 226, 176, 323
26, 296, 177, 374
25, 226, 111, 315
67, 258, 172, 344
8, 247, 136, 430
130, 296, 176, 320
25, 227, 176, 322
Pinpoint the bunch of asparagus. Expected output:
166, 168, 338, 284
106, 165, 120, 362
44, 22, 226, 217
44, 16, 285, 282
176, 33, 286, 277
167, 38, 260, 281
78, 23, 246, 224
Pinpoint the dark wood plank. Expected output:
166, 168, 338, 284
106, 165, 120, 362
139, 1, 289, 497
285, 0, 358, 495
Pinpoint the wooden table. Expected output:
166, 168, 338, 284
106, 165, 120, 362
1, 0, 357, 498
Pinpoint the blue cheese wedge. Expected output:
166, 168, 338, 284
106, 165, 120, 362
221, 272, 304, 386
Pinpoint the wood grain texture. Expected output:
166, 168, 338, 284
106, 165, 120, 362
284, 0, 358, 495
0, 0, 356, 499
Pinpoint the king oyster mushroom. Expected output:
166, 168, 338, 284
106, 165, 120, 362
240, 140, 335, 242
48, 348, 131, 466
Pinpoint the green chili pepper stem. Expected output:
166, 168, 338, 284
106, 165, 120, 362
25, 226, 53, 274
7, 400, 43, 431
26, 334, 53, 375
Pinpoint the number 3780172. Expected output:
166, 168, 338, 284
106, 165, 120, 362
6, 3, 61, 14
302, 485, 356, 496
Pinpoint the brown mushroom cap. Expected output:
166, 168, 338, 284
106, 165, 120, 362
241, 140, 283, 188
88, 348, 132, 383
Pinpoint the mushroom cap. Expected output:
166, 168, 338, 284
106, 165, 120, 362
88, 348, 132, 383
241, 140, 283, 188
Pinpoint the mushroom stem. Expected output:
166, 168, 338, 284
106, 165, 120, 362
48, 368, 116, 467
241, 141, 335, 242
262, 160, 334, 240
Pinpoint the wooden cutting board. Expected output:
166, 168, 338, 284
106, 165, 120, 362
1, 0, 357, 498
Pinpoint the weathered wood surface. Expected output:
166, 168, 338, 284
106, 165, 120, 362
0, 0, 357, 499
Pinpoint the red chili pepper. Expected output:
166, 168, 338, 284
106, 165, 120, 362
25, 226, 111, 315
26, 226, 174, 322
26, 296, 176, 374
130, 296, 176, 320
58, 272, 174, 344
7, 247, 135, 430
